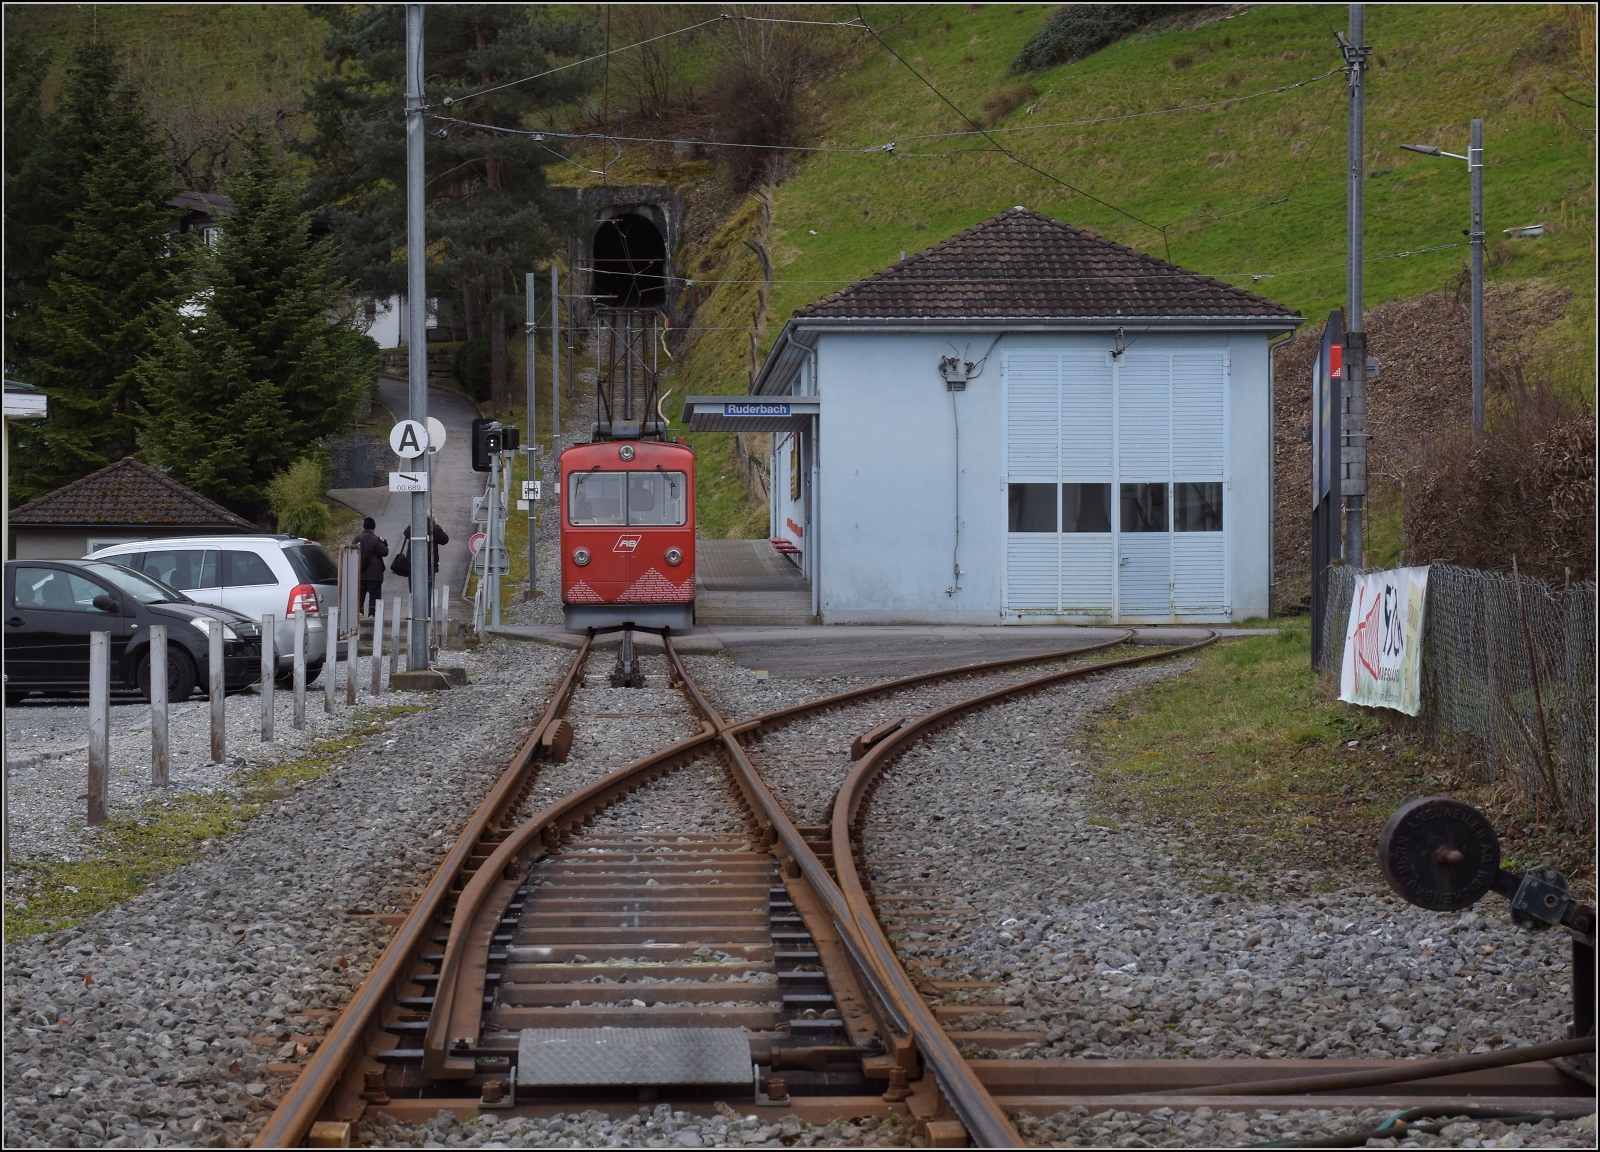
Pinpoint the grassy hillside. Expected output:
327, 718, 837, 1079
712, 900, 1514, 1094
768, 4, 1591, 330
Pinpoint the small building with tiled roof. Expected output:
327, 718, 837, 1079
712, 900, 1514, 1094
9, 456, 256, 560
688, 207, 1302, 624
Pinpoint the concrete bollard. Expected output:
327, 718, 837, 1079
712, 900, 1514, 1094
88, 631, 110, 827
346, 629, 358, 705
440, 584, 450, 651
324, 606, 339, 713
209, 618, 225, 765
389, 595, 401, 678
372, 597, 385, 696
260, 613, 276, 742
149, 625, 169, 788
293, 610, 307, 729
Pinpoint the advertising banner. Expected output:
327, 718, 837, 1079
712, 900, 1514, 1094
1340, 566, 1430, 715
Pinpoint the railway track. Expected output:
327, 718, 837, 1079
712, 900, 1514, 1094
254, 629, 1593, 1148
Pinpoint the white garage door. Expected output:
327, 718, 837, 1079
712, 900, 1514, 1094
1001, 349, 1229, 621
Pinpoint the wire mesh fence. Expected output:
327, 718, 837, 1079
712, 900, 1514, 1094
1318, 563, 1596, 825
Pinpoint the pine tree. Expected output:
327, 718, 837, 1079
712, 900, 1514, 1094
8, 73, 186, 501
301, 5, 596, 408
4, 36, 121, 365
141, 125, 377, 518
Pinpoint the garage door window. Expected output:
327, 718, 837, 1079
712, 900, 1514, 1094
1007, 483, 1056, 532
1062, 484, 1111, 533
1120, 483, 1168, 532
1173, 482, 1223, 531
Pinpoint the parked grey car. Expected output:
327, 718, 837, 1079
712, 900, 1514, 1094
89, 535, 337, 685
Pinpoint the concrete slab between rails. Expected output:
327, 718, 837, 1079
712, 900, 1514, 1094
487, 622, 1273, 677
390, 666, 468, 691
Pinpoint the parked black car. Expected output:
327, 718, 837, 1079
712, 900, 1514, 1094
5, 559, 261, 703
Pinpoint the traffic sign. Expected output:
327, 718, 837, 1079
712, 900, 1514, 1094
388, 471, 428, 493
472, 496, 508, 522
426, 416, 447, 454
390, 419, 429, 459
473, 546, 511, 576
468, 532, 487, 555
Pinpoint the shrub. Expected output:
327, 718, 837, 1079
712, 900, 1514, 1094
453, 337, 492, 401
981, 83, 1038, 126
1169, 51, 1194, 71
268, 458, 331, 540
1011, 4, 1202, 73
1403, 379, 1595, 584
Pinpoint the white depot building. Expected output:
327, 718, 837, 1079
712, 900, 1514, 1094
688, 208, 1302, 625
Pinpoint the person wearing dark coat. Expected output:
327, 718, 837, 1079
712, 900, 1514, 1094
352, 517, 388, 617
402, 515, 449, 599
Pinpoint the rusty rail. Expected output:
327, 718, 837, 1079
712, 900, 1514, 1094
823, 632, 1221, 1146
261, 628, 1192, 1145
253, 635, 592, 1148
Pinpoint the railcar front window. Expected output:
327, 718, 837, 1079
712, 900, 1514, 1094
627, 472, 687, 526
569, 472, 627, 525
569, 470, 687, 526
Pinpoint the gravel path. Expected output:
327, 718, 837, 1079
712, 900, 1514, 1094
2, 639, 567, 1149
4, 649, 463, 876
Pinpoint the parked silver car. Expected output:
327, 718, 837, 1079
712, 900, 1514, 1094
89, 535, 338, 684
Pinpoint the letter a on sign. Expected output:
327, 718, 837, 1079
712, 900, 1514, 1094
390, 419, 429, 460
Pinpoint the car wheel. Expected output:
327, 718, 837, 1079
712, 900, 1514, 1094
138, 647, 197, 703
275, 660, 325, 688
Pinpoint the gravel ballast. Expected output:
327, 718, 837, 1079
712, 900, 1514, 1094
2, 639, 568, 1149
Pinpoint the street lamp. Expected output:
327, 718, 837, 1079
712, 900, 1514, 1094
1403, 118, 1484, 436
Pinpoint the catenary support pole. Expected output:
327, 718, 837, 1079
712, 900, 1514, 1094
88, 632, 109, 827
1341, 5, 1369, 568
551, 264, 561, 463
149, 625, 169, 788
1470, 116, 1485, 438
260, 613, 276, 741
526, 271, 538, 594
405, 3, 432, 668
209, 620, 225, 765
293, 611, 307, 729
372, 597, 385, 696
389, 595, 401, 679
324, 606, 339, 712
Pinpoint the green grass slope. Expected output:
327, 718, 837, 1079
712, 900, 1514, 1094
768, 4, 1591, 335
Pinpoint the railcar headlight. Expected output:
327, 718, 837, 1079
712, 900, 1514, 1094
573, 548, 591, 567
618, 444, 636, 461
664, 548, 683, 566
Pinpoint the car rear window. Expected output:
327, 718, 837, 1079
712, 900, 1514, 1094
283, 543, 338, 584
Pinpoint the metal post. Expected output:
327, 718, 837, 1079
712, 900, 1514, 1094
260, 613, 276, 741
149, 625, 169, 787
440, 584, 451, 649
566, 236, 577, 399
551, 264, 561, 461
405, 3, 432, 669
88, 632, 109, 827
1469, 117, 1485, 438
372, 597, 385, 696
209, 619, 225, 765
346, 630, 358, 705
292, 611, 307, 729
1340, 4, 1368, 568
489, 450, 502, 628
324, 607, 339, 712
389, 595, 402, 679
526, 271, 538, 593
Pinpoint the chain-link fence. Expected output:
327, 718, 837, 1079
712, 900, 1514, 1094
1319, 563, 1596, 824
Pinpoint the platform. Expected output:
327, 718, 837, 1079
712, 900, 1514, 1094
694, 539, 816, 626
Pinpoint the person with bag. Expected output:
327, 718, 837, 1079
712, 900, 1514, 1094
351, 517, 388, 617
400, 514, 449, 599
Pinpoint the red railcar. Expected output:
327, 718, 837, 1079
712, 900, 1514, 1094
560, 438, 696, 631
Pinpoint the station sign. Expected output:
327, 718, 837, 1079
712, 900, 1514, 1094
722, 402, 790, 417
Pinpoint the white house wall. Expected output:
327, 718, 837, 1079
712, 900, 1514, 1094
813, 329, 1272, 624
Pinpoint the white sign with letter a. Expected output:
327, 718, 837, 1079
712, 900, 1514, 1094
390, 419, 429, 459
